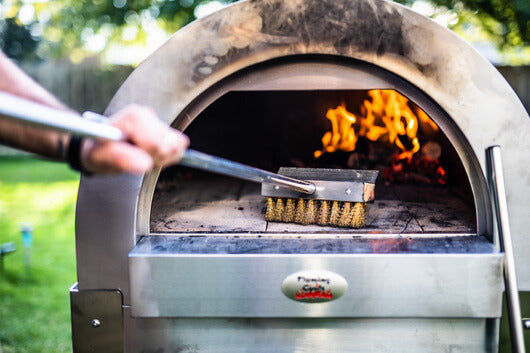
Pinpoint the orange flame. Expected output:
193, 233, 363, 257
314, 90, 437, 160
314, 105, 357, 158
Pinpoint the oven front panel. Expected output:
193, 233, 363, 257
129, 236, 502, 318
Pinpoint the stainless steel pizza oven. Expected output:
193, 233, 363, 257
70, 0, 530, 352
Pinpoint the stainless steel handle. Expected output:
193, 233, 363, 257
486, 146, 526, 353
180, 149, 316, 194
0, 91, 125, 141
0, 91, 316, 194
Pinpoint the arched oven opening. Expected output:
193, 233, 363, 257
150, 56, 480, 236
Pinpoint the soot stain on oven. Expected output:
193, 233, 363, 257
186, 0, 462, 102
190, 0, 412, 82
188, 0, 437, 89
257, 0, 406, 57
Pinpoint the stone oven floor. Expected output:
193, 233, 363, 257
150, 176, 476, 235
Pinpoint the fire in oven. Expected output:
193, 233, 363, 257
70, 0, 530, 352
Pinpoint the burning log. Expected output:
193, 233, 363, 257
383, 141, 447, 185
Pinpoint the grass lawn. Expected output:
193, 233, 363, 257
0, 157, 79, 353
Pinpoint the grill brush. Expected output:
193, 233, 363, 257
0, 91, 378, 228
262, 168, 377, 227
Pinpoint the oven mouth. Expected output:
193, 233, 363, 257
139, 55, 491, 239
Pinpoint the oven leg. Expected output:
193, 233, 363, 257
486, 145, 526, 353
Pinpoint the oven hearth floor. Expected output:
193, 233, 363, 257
151, 176, 476, 234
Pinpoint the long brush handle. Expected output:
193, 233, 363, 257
0, 92, 124, 141
0, 91, 316, 194
180, 149, 315, 194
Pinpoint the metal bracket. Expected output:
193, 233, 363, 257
262, 168, 378, 202
70, 283, 124, 353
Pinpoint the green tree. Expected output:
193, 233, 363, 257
0, 17, 40, 61
396, 0, 529, 47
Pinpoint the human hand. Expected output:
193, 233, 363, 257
79, 105, 189, 174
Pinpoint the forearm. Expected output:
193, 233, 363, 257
0, 51, 69, 160
0, 118, 68, 160
0, 50, 189, 173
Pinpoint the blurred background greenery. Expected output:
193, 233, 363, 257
0, 0, 528, 352
0, 159, 78, 353
0, 0, 528, 65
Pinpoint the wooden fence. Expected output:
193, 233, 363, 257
21, 59, 134, 114
497, 66, 530, 113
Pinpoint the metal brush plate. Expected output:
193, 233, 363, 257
261, 168, 378, 202
276, 168, 379, 182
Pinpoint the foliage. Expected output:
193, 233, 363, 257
0, 158, 78, 353
0, 0, 528, 63
0, 0, 238, 62
0, 18, 40, 61
396, 0, 529, 48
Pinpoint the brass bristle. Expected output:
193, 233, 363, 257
265, 197, 276, 222
264, 196, 367, 229
294, 199, 306, 224
274, 198, 285, 222
317, 200, 330, 225
282, 198, 296, 223
350, 202, 366, 228
303, 199, 317, 225
329, 201, 341, 226
338, 202, 353, 227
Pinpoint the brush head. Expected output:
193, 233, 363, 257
262, 168, 376, 228
265, 197, 366, 228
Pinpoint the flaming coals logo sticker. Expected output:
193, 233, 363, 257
281, 270, 348, 303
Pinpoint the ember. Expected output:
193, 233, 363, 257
384, 145, 448, 185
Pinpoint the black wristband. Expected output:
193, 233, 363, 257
66, 135, 86, 173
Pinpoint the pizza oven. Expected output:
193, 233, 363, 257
70, 0, 530, 352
